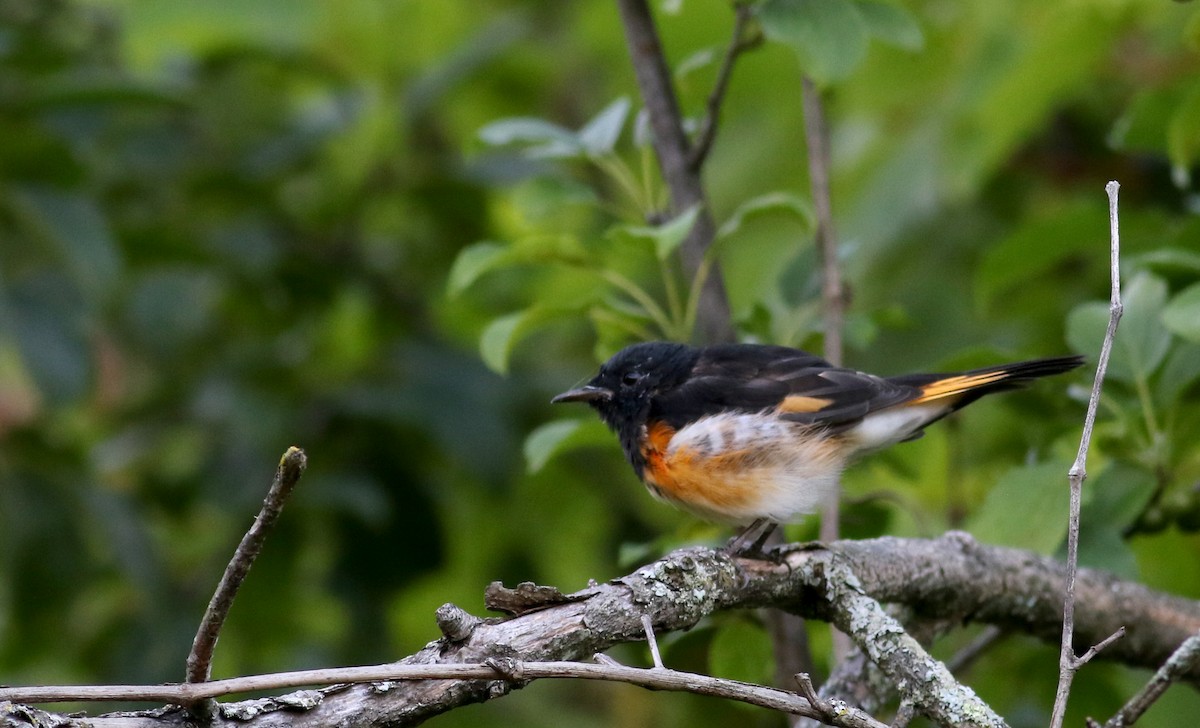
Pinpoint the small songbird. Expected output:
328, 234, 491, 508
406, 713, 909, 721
552, 341, 1082, 551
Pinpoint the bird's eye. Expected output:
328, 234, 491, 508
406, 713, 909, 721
621, 371, 644, 386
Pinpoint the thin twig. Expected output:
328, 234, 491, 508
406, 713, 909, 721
6, 536, 1200, 726
800, 76, 844, 370
762, 522, 815, 728
1103, 629, 1200, 728
615, 0, 734, 342
1078, 627, 1127, 667
641, 614, 665, 669
1049, 181, 1124, 728
185, 447, 308, 686
794, 673, 828, 716
801, 75, 848, 663
687, 2, 757, 170
0, 660, 889, 728
945, 626, 1007, 675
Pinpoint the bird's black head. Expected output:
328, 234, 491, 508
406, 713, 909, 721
552, 342, 700, 469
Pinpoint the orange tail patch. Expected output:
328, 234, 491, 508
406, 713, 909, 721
907, 370, 1011, 405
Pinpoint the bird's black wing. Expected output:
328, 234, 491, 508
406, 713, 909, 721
650, 344, 920, 431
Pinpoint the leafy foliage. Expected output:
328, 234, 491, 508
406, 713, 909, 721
2, 0, 1200, 726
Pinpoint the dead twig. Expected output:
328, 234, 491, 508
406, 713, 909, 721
641, 614, 665, 669
185, 447, 308, 688
687, 2, 757, 170
0, 659, 889, 728
1049, 181, 1125, 728
1102, 629, 1200, 728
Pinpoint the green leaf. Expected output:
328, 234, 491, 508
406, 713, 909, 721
758, 0, 869, 85
6, 274, 90, 405
125, 268, 222, 355
1130, 247, 1200, 277
708, 619, 773, 687
479, 308, 558, 375
1155, 340, 1200, 407
1167, 84, 1200, 186
716, 192, 815, 239
523, 418, 614, 473
676, 47, 717, 81
524, 420, 582, 473
446, 241, 513, 297
1081, 463, 1157, 534
1077, 526, 1139, 581
1076, 464, 1155, 580
1066, 272, 1170, 385
610, 204, 701, 261
11, 188, 122, 301
578, 97, 631, 156
854, 0, 923, 51
477, 117, 583, 159
975, 201, 1103, 307
1120, 272, 1173, 379
1162, 282, 1200, 343
967, 461, 1071, 554
480, 310, 530, 375
1066, 302, 1112, 366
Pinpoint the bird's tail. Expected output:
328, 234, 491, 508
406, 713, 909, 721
894, 355, 1085, 408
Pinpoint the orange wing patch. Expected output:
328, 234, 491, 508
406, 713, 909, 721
778, 395, 833, 413
907, 370, 1010, 405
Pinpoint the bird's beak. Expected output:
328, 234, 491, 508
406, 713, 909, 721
551, 385, 612, 404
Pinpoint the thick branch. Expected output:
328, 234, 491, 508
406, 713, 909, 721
6, 534, 1200, 727
615, 0, 733, 342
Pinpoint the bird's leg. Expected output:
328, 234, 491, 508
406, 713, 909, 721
724, 519, 779, 558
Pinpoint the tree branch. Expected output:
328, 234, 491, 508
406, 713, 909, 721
186, 447, 307, 686
1050, 181, 1124, 728
800, 76, 844, 370
6, 534, 1200, 727
1102, 629, 1200, 728
687, 2, 756, 171
615, 0, 734, 342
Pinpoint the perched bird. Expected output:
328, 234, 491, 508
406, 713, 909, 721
552, 341, 1082, 551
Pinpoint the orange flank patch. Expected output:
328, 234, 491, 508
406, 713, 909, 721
637, 413, 847, 523
907, 370, 1010, 405
778, 394, 832, 413
640, 419, 761, 515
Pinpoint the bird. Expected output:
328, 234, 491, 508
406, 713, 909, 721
552, 341, 1083, 553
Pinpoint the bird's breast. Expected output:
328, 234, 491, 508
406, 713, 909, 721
637, 412, 846, 524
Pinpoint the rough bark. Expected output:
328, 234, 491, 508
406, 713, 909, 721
4, 533, 1199, 728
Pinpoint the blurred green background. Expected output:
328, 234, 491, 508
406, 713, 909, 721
2, 1, 1200, 726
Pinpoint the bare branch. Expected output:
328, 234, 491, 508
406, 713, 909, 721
687, 2, 757, 170
1077, 627, 1127, 668
800, 76, 844, 370
1104, 630, 1200, 728
808, 547, 1007, 727
6, 534, 1200, 727
641, 614, 664, 669
186, 447, 307, 686
615, 0, 734, 342
945, 626, 1007, 675
0, 660, 889, 728
801, 73, 848, 661
1050, 181, 1124, 728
